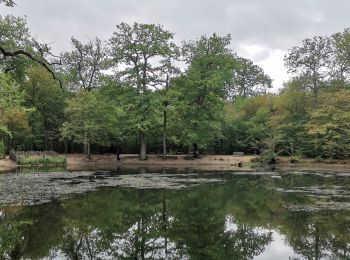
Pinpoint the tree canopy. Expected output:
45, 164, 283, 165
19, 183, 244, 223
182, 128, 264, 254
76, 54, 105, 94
0, 4, 350, 160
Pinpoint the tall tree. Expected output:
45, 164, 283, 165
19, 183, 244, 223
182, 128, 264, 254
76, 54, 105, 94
0, 73, 27, 150
270, 80, 312, 156
23, 66, 67, 150
229, 56, 272, 98
284, 36, 331, 95
307, 89, 350, 158
0, 15, 33, 80
62, 37, 107, 92
60, 91, 120, 158
157, 58, 180, 159
0, 15, 62, 87
109, 22, 177, 160
329, 28, 350, 84
172, 34, 236, 156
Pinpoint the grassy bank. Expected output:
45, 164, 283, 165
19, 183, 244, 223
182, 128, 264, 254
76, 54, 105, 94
17, 155, 66, 166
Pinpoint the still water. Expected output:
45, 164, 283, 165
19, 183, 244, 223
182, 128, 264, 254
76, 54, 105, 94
0, 169, 350, 259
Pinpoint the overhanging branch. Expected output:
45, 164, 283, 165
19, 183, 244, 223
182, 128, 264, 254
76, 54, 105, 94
0, 46, 63, 89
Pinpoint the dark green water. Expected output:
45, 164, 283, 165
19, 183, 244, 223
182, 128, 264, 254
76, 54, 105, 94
1, 170, 350, 259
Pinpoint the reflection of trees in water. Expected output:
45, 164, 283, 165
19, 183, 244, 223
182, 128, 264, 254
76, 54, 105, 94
52, 186, 273, 260
282, 212, 350, 260
60, 222, 104, 260
224, 217, 273, 260
0, 220, 28, 259
276, 175, 350, 259
1, 174, 350, 259
166, 184, 273, 259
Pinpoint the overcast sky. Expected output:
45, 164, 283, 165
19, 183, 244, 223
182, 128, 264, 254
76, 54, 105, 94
2, 0, 350, 90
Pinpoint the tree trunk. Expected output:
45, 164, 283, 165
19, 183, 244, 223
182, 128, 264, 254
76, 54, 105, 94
44, 118, 48, 151
193, 142, 198, 158
220, 138, 223, 155
162, 107, 167, 159
87, 142, 91, 159
139, 131, 147, 160
84, 131, 92, 159
116, 147, 120, 161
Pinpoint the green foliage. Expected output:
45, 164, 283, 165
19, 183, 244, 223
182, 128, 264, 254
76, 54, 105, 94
0, 73, 27, 151
62, 37, 107, 91
109, 22, 177, 92
290, 155, 301, 163
22, 66, 67, 150
0, 72, 25, 112
1, 18, 350, 160
60, 91, 121, 151
170, 34, 236, 150
229, 56, 272, 98
222, 96, 272, 154
257, 150, 277, 164
284, 36, 331, 95
307, 89, 350, 158
0, 220, 32, 259
0, 15, 33, 81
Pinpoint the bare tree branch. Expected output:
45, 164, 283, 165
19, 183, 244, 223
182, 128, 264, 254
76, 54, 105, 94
0, 45, 63, 89
0, 0, 15, 7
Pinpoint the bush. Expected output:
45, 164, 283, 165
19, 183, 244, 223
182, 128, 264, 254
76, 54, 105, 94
258, 150, 277, 164
290, 155, 301, 163
17, 155, 66, 166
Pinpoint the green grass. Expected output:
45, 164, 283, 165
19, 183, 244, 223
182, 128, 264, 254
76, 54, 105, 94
17, 155, 66, 166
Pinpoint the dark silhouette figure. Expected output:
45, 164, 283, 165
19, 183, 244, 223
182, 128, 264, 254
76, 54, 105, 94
116, 148, 121, 161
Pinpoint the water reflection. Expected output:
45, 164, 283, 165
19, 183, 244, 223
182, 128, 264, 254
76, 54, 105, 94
0, 171, 350, 259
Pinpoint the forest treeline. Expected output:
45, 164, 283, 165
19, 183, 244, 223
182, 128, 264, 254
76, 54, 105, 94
1, 12, 350, 159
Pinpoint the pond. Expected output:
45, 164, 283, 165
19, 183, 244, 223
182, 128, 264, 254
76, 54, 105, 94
0, 168, 350, 259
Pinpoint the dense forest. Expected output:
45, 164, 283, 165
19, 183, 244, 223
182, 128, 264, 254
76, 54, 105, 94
1, 2, 350, 160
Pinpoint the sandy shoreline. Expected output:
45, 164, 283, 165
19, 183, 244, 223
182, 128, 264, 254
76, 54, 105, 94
1, 153, 350, 173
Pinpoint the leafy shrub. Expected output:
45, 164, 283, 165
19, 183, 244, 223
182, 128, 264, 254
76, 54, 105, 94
258, 150, 277, 164
290, 155, 301, 163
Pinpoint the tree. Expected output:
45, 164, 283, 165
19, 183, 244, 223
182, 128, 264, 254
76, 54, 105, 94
0, 73, 27, 150
307, 89, 350, 158
171, 34, 236, 156
109, 22, 177, 160
0, 15, 33, 80
62, 37, 107, 92
270, 81, 312, 157
222, 96, 272, 155
0, 15, 62, 87
229, 56, 272, 98
157, 58, 180, 159
60, 91, 121, 158
284, 36, 331, 95
22, 66, 67, 150
329, 28, 350, 84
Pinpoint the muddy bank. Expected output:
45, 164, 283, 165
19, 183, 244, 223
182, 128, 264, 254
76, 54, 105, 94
3, 154, 350, 173
0, 171, 224, 206
66, 154, 255, 171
